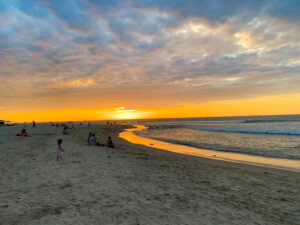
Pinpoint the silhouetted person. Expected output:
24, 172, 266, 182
105, 136, 114, 148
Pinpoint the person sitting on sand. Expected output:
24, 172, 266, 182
88, 133, 96, 145
17, 129, 30, 137
104, 136, 114, 148
57, 139, 64, 161
88, 133, 102, 146
87, 132, 92, 143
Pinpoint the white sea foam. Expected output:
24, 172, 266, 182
184, 125, 300, 135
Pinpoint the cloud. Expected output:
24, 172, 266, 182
266, 0, 300, 22
0, 0, 300, 110
134, 0, 300, 23
114, 107, 135, 113
44, 0, 92, 31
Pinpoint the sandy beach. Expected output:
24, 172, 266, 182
1, 124, 300, 225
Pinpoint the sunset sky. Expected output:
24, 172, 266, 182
1, 0, 300, 122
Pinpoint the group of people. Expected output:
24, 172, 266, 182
87, 133, 114, 148
15, 122, 115, 162
56, 134, 114, 161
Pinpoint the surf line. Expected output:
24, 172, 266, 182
119, 125, 300, 172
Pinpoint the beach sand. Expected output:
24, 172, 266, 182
0, 124, 299, 225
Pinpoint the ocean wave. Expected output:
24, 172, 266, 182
172, 119, 300, 125
196, 119, 300, 124
194, 120, 247, 124
243, 119, 300, 123
184, 126, 300, 135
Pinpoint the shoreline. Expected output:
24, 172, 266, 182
119, 125, 300, 172
1, 124, 300, 224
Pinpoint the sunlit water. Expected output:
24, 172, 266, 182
119, 125, 300, 171
131, 115, 300, 160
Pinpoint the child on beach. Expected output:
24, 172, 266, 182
57, 139, 64, 161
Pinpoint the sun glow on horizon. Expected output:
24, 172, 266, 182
112, 107, 145, 120
1, 93, 300, 123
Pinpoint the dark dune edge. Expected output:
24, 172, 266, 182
0, 124, 299, 225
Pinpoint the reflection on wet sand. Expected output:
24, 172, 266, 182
119, 125, 300, 172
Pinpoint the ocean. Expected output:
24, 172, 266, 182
130, 115, 300, 160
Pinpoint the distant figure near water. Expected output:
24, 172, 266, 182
62, 126, 68, 135
32, 120, 36, 128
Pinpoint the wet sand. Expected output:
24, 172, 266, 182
120, 125, 300, 172
0, 124, 300, 225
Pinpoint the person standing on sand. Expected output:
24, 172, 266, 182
57, 139, 64, 161
32, 120, 36, 128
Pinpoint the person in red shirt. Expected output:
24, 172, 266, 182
19, 129, 29, 137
